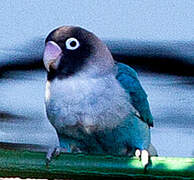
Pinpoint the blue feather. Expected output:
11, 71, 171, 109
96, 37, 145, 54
116, 63, 153, 127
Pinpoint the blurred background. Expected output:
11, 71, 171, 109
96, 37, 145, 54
0, 0, 193, 157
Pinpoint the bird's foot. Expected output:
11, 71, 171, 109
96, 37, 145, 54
46, 146, 68, 166
135, 149, 149, 168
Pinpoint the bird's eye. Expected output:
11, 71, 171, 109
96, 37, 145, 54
65, 37, 80, 50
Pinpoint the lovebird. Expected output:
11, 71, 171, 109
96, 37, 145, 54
43, 26, 156, 166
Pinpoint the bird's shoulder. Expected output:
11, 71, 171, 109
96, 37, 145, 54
115, 62, 145, 94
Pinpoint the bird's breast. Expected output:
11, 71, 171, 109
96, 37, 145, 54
45, 74, 133, 135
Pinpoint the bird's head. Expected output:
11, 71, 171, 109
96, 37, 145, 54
43, 26, 114, 79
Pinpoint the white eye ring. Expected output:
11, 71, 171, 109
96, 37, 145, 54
65, 37, 80, 50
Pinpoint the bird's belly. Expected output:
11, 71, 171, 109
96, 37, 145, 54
45, 77, 133, 135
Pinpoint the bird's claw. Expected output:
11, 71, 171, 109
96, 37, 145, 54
135, 149, 149, 168
46, 146, 62, 166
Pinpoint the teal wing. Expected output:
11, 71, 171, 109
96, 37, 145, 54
116, 63, 153, 127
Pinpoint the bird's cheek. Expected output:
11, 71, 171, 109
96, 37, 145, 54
43, 41, 63, 71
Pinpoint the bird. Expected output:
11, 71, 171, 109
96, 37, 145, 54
43, 26, 156, 167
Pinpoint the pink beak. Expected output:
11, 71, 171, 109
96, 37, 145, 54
43, 41, 62, 71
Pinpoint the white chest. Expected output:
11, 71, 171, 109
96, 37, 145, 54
45, 74, 132, 132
